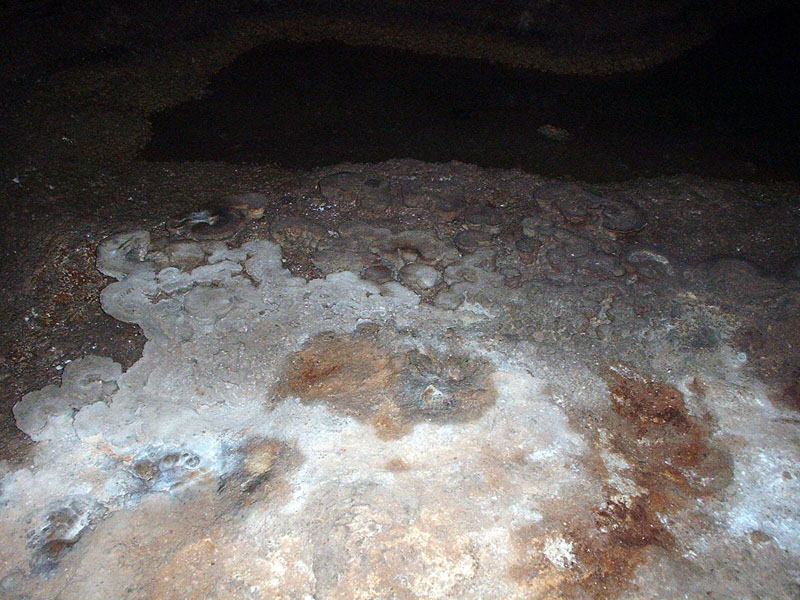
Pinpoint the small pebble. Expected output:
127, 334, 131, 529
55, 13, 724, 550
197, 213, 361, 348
400, 263, 441, 291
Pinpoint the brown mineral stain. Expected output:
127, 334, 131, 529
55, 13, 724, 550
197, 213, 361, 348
220, 437, 304, 505
385, 457, 410, 472
687, 376, 707, 399
608, 374, 689, 431
279, 328, 496, 439
780, 368, 800, 411
512, 369, 732, 599
285, 334, 401, 410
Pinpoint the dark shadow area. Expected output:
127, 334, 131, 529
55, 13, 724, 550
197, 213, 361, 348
141, 5, 799, 182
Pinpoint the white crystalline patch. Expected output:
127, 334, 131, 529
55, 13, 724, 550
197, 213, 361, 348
525, 448, 557, 462
726, 446, 800, 554
598, 446, 645, 506
542, 536, 576, 570
95, 230, 153, 280
695, 377, 800, 555
458, 301, 494, 317
7, 238, 525, 515
13, 355, 121, 441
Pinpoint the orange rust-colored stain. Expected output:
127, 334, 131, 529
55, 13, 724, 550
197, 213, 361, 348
512, 370, 732, 600
279, 329, 496, 439
608, 373, 689, 431
296, 360, 341, 387
284, 336, 398, 401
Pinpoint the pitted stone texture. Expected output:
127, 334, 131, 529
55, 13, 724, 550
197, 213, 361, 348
312, 249, 373, 275
371, 230, 458, 266
270, 215, 328, 250
318, 171, 394, 213
535, 182, 603, 224
444, 249, 501, 286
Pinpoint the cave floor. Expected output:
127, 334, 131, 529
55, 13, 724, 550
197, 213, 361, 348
1, 12, 799, 600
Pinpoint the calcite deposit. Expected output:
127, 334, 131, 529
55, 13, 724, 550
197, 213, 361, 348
2, 163, 799, 599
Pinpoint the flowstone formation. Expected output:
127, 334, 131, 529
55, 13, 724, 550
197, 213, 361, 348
2, 162, 799, 599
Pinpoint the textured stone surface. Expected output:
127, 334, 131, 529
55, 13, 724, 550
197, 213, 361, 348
2, 162, 799, 600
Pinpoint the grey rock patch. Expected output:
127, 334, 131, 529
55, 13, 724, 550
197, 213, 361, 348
399, 263, 441, 291
336, 220, 392, 243
583, 252, 625, 278
400, 181, 428, 207
313, 249, 373, 274
317, 171, 394, 213
535, 183, 602, 224
699, 256, 782, 304
362, 264, 393, 284
625, 246, 674, 277
465, 206, 503, 233
162, 241, 206, 271
189, 260, 242, 285
316, 171, 362, 203
371, 230, 457, 266
226, 192, 268, 219
454, 230, 493, 254
433, 194, 462, 220
444, 249, 499, 285
521, 216, 544, 238
515, 236, 542, 262
434, 284, 468, 310
601, 198, 647, 234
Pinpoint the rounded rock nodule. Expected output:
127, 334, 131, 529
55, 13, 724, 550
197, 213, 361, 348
399, 263, 441, 291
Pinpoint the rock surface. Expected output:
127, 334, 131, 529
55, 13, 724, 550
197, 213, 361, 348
1, 161, 799, 600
